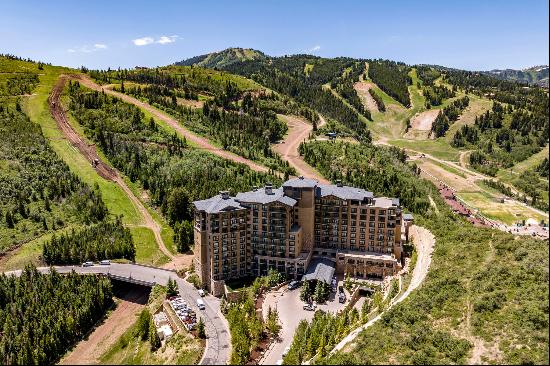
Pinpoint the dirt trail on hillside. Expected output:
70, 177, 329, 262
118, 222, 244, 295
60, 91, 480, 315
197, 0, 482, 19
59, 286, 149, 365
353, 81, 378, 113
274, 115, 329, 184
330, 225, 435, 355
70, 74, 269, 173
49, 77, 117, 181
49, 76, 174, 262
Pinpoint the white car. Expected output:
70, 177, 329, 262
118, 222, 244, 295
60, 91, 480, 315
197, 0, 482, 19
276, 360, 283, 365
82, 261, 94, 267
99, 260, 111, 265
198, 289, 205, 297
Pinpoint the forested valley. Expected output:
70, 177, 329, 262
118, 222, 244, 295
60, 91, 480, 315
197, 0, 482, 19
223, 55, 372, 141
67, 81, 280, 252
0, 265, 114, 364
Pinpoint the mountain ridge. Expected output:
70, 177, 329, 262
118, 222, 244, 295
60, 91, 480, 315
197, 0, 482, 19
175, 47, 267, 69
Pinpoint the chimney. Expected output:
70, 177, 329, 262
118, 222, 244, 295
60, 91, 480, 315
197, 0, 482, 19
265, 183, 273, 195
220, 191, 230, 199
336, 179, 343, 187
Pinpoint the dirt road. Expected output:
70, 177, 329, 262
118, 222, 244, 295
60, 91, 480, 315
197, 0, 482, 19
71, 74, 269, 173
329, 224, 435, 355
59, 285, 150, 365
274, 115, 329, 184
49, 76, 174, 262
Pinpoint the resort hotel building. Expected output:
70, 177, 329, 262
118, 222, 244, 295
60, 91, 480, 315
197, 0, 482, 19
193, 177, 409, 296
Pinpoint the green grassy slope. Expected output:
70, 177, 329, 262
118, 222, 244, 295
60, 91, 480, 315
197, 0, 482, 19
1, 58, 167, 267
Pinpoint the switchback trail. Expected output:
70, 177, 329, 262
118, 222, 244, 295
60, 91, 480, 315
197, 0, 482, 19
49, 76, 174, 262
71, 74, 269, 173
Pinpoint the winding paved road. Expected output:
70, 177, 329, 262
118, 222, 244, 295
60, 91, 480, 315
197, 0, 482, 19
4, 264, 230, 365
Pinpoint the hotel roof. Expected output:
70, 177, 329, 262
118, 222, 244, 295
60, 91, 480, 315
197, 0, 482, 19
235, 187, 297, 207
317, 184, 373, 201
193, 194, 245, 214
282, 176, 319, 188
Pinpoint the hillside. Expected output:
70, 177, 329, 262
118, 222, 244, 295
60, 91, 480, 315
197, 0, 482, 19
175, 47, 267, 69
484, 65, 549, 87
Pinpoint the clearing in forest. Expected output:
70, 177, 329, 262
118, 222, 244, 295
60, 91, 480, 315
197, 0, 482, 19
409, 109, 440, 131
353, 81, 378, 113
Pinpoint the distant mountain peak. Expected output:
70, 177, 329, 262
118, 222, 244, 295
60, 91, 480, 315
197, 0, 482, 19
484, 65, 548, 88
175, 48, 267, 69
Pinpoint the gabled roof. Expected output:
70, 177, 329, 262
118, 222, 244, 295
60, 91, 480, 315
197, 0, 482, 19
193, 194, 245, 214
235, 187, 297, 207
302, 257, 335, 284
282, 176, 318, 188
317, 184, 373, 201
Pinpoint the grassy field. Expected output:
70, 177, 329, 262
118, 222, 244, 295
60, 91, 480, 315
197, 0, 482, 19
390, 138, 462, 161
0, 225, 78, 271
426, 158, 467, 178
457, 191, 547, 225
496, 145, 549, 182
445, 94, 493, 142
130, 227, 169, 266
100, 286, 202, 365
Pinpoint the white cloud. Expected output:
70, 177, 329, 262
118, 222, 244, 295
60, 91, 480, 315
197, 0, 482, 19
157, 35, 178, 44
133, 37, 155, 46
66, 43, 108, 53
133, 35, 179, 46
307, 45, 321, 53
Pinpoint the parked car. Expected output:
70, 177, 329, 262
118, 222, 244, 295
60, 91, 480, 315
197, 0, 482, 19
339, 293, 346, 303
276, 360, 283, 365
99, 260, 111, 265
288, 280, 300, 290
338, 285, 344, 294
198, 289, 205, 297
82, 261, 94, 267
303, 303, 316, 311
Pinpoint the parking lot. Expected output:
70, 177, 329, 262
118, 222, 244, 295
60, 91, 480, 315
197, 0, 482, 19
260, 277, 349, 365
168, 296, 198, 331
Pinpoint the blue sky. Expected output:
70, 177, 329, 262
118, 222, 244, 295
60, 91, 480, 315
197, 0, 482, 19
1, 0, 548, 70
